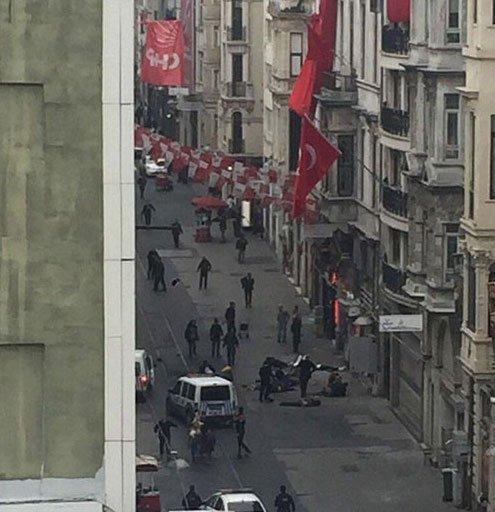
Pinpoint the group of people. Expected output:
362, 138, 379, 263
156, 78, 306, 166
188, 412, 217, 462
276, 305, 303, 353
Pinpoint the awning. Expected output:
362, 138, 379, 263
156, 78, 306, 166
387, 0, 410, 23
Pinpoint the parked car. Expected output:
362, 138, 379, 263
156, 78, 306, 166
166, 375, 237, 425
201, 489, 267, 512
135, 349, 155, 400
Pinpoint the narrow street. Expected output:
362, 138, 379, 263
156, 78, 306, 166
135, 178, 457, 512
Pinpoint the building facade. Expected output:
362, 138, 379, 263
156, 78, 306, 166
0, 2, 135, 511
459, 1, 495, 509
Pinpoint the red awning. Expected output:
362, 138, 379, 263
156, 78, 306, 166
191, 195, 227, 209
387, 0, 410, 23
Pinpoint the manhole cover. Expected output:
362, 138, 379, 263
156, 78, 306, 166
157, 249, 194, 258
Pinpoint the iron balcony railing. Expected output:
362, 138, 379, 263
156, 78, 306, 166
382, 183, 408, 217
224, 81, 251, 98
382, 261, 407, 294
382, 23, 409, 55
381, 105, 410, 137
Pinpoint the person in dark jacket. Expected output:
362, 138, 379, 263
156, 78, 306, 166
225, 301, 236, 331
197, 256, 212, 290
185, 320, 199, 357
182, 485, 202, 510
259, 359, 273, 402
153, 418, 177, 460
223, 327, 239, 365
290, 306, 302, 353
219, 216, 227, 242
137, 174, 147, 199
274, 485, 295, 512
141, 202, 156, 226
147, 249, 159, 280
233, 406, 251, 459
171, 219, 183, 248
209, 318, 223, 358
235, 235, 248, 263
240, 272, 255, 308
298, 356, 317, 399
153, 257, 167, 292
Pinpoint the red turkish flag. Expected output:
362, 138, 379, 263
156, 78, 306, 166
141, 20, 185, 86
292, 117, 341, 217
387, 0, 410, 23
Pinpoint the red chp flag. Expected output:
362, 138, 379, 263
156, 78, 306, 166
141, 20, 185, 86
293, 117, 341, 218
289, 0, 338, 117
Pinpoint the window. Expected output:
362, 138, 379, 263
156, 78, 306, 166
359, 127, 365, 200
180, 382, 189, 397
467, 256, 476, 332
444, 223, 459, 280
213, 26, 219, 46
232, 0, 243, 39
200, 385, 231, 401
493, 0, 495, 25
446, 0, 460, 44
444, 94, 460, 159
473, 0, 478, 23
337, 135, 354, 197
232, 111, 243, 153
290, 33, 303, 77
390, 228, 401, 266
232, 54, 243, 83
186, 384, 196, 400
213, 69, 219, 90
373, 12, 378, 83
198, 51, 204, 80
339, 0, 344, 67
349, 2, 354, 70
491, 115, 495, 199
469, 113, 476, 218
371, 134, 377, 208
360, 1, 366, 78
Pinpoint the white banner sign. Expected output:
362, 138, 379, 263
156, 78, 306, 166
379, 314, 423, 333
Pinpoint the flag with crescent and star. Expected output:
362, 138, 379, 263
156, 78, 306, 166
292, 116, 341, 218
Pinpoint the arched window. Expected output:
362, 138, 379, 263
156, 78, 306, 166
232, 0, 243, 40
232, 111, 243, 153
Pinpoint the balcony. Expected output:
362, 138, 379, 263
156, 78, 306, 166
382, 183, 408, 218
222, 81, 253, 99
315, 71, 358, 107
228, 139, 246, 154
382, 261, 407, 295
267, 0, 308, 17
381, 106, 409, 137
382, 23, 409, 55
226, 26, 247, 42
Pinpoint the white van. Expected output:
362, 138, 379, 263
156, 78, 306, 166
166, 375, 237, 425
135, 349, 155, 398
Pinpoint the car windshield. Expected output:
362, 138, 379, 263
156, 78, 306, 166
227, 501, 263, 512
200, 385, 231, 401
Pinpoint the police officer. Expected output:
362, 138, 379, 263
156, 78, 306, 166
274, 485, 295, 512
259, 359, 273, 402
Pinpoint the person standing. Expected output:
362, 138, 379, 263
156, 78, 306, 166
219, 216, 227, 242
276, 305, 290, 344
171, 219, 183, 248
235, 234, 248, 263
209, 318, 223, 358
147, 249, 159, 280
137, 174, 147, 199
141, 202, 156, 226
223, 327, 239, 366
240, 272, 255, 308
182, 485, 202, 509
274, 485, 296, 512
197, 256, 212, 290
184, 319, 199, 357
259, 359, 273, 403
298, 355, 316, 399
290, 306, 302, 354
153, 257, 167, 292
225, 301, 236, 331
233, 406, 251, 459
153, 418, 177, 460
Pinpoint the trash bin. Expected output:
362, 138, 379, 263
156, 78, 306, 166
314, 305, 324, 337
442, 468, 455, 502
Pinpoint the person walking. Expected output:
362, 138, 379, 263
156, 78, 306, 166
298, 355, 316, 399
225, 301, 236, 331
182, 485, 202, 509
276, 305, 290, 344
147, 249, 159, 280
137, 174, 147, 199
184, 319, 199, 357
153, 418, 177, 460
259, 359, 273, 403
233, 406, 251, 459
197, 256, 212, 290
153, 257, 167, 292
209, 318, 223, 358
274, 485, 296, 512
290, 306, 302, 354
141, 202, 156, 226
171, 219, 183, 248
223, 327, 239, 366
219, 216, 227, 242
240, 272, 255, 308
235, 234, 248, 263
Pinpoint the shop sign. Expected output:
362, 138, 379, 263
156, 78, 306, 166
379, 314, 423, 333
